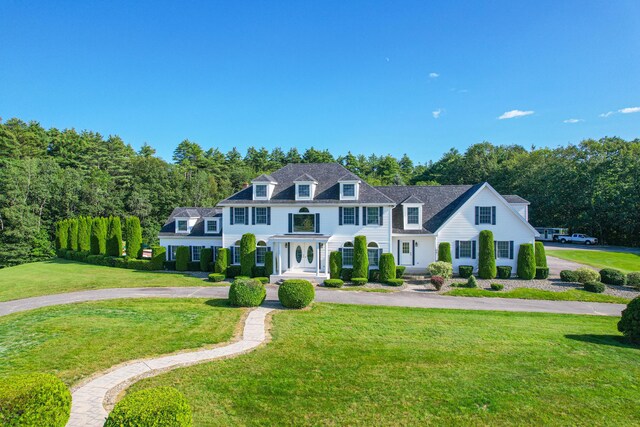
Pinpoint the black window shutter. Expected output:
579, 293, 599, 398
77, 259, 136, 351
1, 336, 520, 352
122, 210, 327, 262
363, 207, 368, 225
244, 207, 249, 225
315, 213, 320, 233
412, 240, 415, 265
397, 240, 400, 259
475, 207, 479, 225
339, 207, 343, 225
230, 208, 234, 225
189, 246, 193, 262
267, 207, 271, 225
492, 206, 496, 225
288, 214, 293, 233
379, 207, 383, 225
355, 208, 359, 225
494, 241, 497, 258
455, 240, 460, 259
472, 240, 477, 259
509, 241, 514, 259
252, 207, 256, 225
167, 245, 172, 261
230, 246, 234, 264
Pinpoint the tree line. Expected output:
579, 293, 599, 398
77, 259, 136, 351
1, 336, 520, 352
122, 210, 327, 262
1, 117, 638, 267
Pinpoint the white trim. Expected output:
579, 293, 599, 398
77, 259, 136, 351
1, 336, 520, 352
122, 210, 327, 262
339, 182, 359, 200
402, 203, 422, 230
204, 218, 219, 234
174, 217, 189, 234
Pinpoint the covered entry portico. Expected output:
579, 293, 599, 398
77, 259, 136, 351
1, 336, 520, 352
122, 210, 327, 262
270, 234, 330, 282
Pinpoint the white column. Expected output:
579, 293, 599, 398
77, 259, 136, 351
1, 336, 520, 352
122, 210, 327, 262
278, 242, 282, 275
324, 242, 329, 275
315, 241, 320, 275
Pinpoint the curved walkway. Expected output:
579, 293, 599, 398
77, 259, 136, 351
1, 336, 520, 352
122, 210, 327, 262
0, 286, 625, 317
66, 306, 274, 427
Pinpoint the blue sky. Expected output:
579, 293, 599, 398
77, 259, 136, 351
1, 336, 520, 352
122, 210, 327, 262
1, 1, 639, 163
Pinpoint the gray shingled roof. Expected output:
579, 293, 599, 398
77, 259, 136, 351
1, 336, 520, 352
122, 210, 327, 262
293, 173, 318, 183
503, 194, 529, 204
159, 207, 222, 237
375, 184, 483, 233
402, 195, 423, 204
218, 163, 395, 205
252, 173, 277, 183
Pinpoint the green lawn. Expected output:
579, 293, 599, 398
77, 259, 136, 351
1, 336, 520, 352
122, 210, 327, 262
444, 287, 630, 304
131, 304, 640, 425
0, 298, 242, 385
0, 259, 208, 302
546, 249, 640, 273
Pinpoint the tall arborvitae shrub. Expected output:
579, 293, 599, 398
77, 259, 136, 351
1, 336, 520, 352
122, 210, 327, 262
240, 233, 256, 277
200, 247, 213, 272
353, 235, 369, 279
478, 230, 497, 279
55, 220, 69, 250
106, 216, 123, 257
124, 216, 143, 259
90, 217, 107, 255
151, 246, 166, 270
534, 241, 547, 267
78, 216, 91, 252
68, 219, 79, 251
437, 242, 452, 263
329, 251, 342, 279
264, 251, 274, 276
214, 248, 229, 275
517, 243, 536, 280
379, 253, 396, 282
175, 246, 189, 271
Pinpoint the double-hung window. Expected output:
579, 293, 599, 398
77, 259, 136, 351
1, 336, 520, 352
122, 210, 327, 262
459, 241, 473, 258
192, 246, 202, 262
367, 243, 381, 267
495, 241, 511, 259
233, 208, 245, 224
232, 242, 241, 265
342, 207, 356, 225
342, 243, 354, 267
256, 242, 267, 265
343, 184, 355, 197
298, 184, 310, 198
366, 207, 379, 225
169, 246, 177, 261
478, 206, 493, 224
176, 220, 188, 232
206, 220, 217, 233
255, 185, 267, 198
407, 207, 420, 224
255, 207, 268, 225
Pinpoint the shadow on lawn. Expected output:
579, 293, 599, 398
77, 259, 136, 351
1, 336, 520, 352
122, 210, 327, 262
565, 334, 639, 349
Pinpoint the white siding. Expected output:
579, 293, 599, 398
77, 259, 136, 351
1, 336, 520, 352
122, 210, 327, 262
391, 236, 436, 273
509, 203, 528, 221
159, 237, 222, 260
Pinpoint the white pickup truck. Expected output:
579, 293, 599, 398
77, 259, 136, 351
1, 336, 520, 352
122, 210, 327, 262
557, 233, 598, 245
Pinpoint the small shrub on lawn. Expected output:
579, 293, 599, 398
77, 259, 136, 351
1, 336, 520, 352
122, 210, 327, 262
575, 267, 600, 284
104, 386, 192, 427
226, 265, 241, 278
151, 246, 166, 270
535, 267, 549, 280
478, 230, 496, 279
396, 266, 406, 278
324, 279, 344, 288
491, 283, 504, 291
430, 275, 444, 291
126, 259, 154, 271
175, 246, 189, 271
466, 275, 478, 288
0, 373, 71, 427
214, 248, 229, 275
353, 236, 369, 279
208, 273, 225, 282
341, 268, 353, 281
618, 296, 640, 344
254, 277, 270, 284
429, 261, 453, 278
278, 279, 315, 309
438, 242, 452, 263
627, 272, 640, 289
240, 233, 256, 277
329, 251, 342, 279
351, 277, 368, 286
458, 265, 473, 279
560, 270, 579, 282
186, 261, 201, 271
163, 261, 176, 271
264, 251, 274, 276
386, 278, 404, 286
535, 241, 547, 267
379, 253, 396, 282
517, 243, 536, 280
583, 281, 605, 293
200, 248, 214, 272
599, 268, 627, 286
228, 278, 266, 307
497, 266, 512, 279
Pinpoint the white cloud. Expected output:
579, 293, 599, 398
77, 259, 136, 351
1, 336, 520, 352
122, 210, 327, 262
498, 110, 534, 120
599, 111, 615, 118
563, 118, 583, 123
432, 109, 442, 119
429, 72, 439, 78
619, 107, 640, 114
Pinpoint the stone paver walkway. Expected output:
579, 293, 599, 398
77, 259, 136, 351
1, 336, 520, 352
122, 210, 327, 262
66, 306, 274, 427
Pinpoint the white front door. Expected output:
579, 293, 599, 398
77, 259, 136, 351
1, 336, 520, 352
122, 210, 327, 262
399, 241, 412, 265
292, 243, 315, 271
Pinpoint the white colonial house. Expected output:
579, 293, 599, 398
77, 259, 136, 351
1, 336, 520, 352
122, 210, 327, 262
159, 163, 539, 282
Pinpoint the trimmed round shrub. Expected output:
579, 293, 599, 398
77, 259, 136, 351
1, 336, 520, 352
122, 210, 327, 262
208, 273, 225, 282
490, 283, 504, 291
574, 267, 600, 284
353, 236, 369, 279
395, 266, 406, 278
430, 275, 444, 291
627, 272, 640, 289
240, 233, 256, 277
437, 242, 452, 263
175, 246, 189, 271
324, 279, 344, 288
534, 241, 547, 267
517, 243, 536, 279
583, 281, 605, 293
228, 278, 266, 307
264, 251, 274, 276
351, 277, 368, 286
496, 266, 512, 279
0, 373, 71, 427
386, 278, 404, 286
458, 265, 473, 279
618, 297, 640, 344
428, 261, 453, 278
478, 230, 496, 279
278, 279, 315, 309
200, 248, 214, 272
329, 251, 342, 279
104, 386, 192, 427
254, 277, 270, 284
599, 268, 627, 286
341, 267, 353, 281
560, 269, 579, 282
214, 248, 229, 275
379, 253, 396, 283
535, 267, 549, 280
466, 275, 478, 288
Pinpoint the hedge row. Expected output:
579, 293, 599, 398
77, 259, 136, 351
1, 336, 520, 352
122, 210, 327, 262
57, 249, 157, 271
105, 386, 191, 427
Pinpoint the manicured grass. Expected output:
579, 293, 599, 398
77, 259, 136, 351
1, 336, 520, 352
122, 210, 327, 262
326, 285, 394, 293
0, 259, 208, 302
547, 249, 640, 273
0, 298, 242, 385
130, 304, 640, 425
444, 287, 630, 304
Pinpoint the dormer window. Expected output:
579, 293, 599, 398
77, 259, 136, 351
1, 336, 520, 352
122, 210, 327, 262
402, 203, 422, 230
251, 174, 277, 200
205, 219, 218, 234
343, 184, 355, 197
255, 185, 267, 198
176, 220, 188, 233
298, 184, 310, 198
294, 174, 317, 201
339, 179, 359, 200
407, 207, 420, 225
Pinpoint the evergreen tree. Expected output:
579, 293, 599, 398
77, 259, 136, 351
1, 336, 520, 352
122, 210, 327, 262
78, 216, 91, 252
90, 217, 107, 255
68, 218, 79, 251
124, 216, 143, 259
106, 216, 123, 257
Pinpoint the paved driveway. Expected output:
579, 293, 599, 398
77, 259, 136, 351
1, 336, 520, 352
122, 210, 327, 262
547, 255, 590, 275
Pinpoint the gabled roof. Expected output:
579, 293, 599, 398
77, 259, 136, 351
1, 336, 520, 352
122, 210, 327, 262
401, 195, 423, 204
219, 163, 394, 205
338, 172, 361, 182
503, 194, 529, 204
251, 174, 277, 183
293, 173, 318, 183
159, 207, 222, 237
